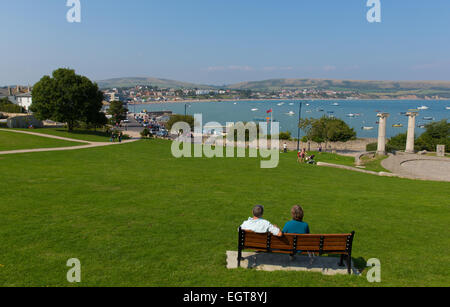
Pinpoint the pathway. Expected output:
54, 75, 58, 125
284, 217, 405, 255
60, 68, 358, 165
0, 129, 138, 156
381, 153, 450, 182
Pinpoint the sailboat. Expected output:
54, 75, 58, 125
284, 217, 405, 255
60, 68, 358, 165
286, 111, 295, 116
251, 108, 259, 112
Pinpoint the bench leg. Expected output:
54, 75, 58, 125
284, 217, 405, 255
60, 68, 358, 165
347, 254, 352, 275
338, 254, 345, 267
237, 249, 242, 268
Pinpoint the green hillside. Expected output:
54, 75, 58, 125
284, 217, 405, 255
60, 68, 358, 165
97, 77, 214, 90
227, 78, 450, 93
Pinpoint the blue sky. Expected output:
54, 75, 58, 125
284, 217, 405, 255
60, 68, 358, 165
1, 0, 450, 85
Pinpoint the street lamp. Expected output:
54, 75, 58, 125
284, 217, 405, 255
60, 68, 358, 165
297, 101, 303, 152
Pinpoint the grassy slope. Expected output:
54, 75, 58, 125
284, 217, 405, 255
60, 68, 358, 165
13, 128, 112, 143
0, 130, 83, 151
0, 140, 449, 287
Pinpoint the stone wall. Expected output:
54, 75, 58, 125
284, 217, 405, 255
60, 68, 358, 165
7, 115, 44, 129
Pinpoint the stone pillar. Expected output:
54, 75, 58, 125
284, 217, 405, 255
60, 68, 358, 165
437, 145, 445, 157
405, 112, 418, 153
377, 113, 390, 155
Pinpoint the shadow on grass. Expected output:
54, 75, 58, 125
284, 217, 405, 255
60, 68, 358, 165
53, 129, 110, 138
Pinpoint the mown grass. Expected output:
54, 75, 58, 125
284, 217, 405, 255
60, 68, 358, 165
13, 128, 112, 142
360, 155, 390, 173
0, 130, 83, 151
0, 140, 449, 287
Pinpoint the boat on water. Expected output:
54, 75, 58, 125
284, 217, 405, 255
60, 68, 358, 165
277, 103, 285, 106
331, 103, 340, 106
423, 117, 434, 120
418, 125, 426, 129
251, 108, 259, 112
317, 108, 324, 112
347, 113, 356, 117
417, 106, 429, 110
446, 107, 450, 110
289, 103, 294, 106
286, 111, 295, 116
392, 124, 404, 128
362, 126, 374, 130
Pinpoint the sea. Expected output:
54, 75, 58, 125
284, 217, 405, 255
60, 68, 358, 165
128, 100, 450, 139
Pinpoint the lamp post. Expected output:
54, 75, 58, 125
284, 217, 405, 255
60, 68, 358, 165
297, 101, 303, 152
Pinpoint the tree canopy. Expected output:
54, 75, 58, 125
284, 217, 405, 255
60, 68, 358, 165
108, 100, 128, 125
30, 68, 105, 131
299, 116, 356, 143
416, 120, 449, 152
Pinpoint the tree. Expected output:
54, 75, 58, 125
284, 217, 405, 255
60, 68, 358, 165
387, 133, 408, 152
416, 120, 450, 152
300, 116, 356, 144
0, 97, 25, 113
165, 114, 195, 132
31, 68, 104, 131
108, 100, 128, 125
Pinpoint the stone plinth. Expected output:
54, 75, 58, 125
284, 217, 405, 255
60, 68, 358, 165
437, 145, 446, 157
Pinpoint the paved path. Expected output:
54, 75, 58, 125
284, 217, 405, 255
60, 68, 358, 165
0, 129, 138, 156
382, 153, 450, 182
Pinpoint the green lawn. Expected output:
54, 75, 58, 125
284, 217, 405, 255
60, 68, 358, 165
0, 130, 83, 151
0, 140, 449, 287
13, 128, 112, 142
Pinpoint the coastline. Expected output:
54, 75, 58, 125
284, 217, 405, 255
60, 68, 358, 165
127, 97, 450, 105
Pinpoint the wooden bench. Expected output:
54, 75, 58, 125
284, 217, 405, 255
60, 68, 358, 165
238, 228, 356, 274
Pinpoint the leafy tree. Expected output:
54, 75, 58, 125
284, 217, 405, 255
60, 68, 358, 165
0, 97, 25, 113
31, 68, 104, 131
299, 116, 356, 144
416, 120, 449, 152
165, 114, 195, 132
108, 100, 128, 125
387, 133, 407, 151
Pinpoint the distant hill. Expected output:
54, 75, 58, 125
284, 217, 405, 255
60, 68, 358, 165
227, 78, 450, 92
95, 77, 450, 98
96, 77, 214, 89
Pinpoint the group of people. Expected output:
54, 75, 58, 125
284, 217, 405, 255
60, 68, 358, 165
240, 205, 310, 236
110, 131, 124, 143
297, 148, 316, 164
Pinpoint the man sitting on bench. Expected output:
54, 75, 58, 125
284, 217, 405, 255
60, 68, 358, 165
239, 205, 282, 237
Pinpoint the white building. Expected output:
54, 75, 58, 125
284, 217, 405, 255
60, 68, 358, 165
16, 92, 32, 110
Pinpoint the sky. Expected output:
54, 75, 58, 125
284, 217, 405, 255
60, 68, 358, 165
1, 0, 450, 86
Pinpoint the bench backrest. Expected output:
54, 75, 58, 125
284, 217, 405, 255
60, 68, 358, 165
239, 229, 355, 255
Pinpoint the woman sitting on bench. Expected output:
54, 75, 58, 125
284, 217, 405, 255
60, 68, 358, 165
282, 205, 310, 234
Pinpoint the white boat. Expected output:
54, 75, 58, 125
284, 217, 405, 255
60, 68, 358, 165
347, 113, 356, 117
251, 108, 259, 112
289, 103, 294, 106
286, 111, 295, 116
446, 106, 450, 110
417, 106, 429, 110
277, 103, 285, 106
362, 126, 374, 130
331, 103, 340, 106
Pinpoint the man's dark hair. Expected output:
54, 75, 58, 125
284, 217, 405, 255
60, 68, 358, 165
291, 205, 304, 222
253, 205, 264, 218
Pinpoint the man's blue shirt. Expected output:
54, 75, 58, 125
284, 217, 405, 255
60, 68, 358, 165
283, 220, 310, 234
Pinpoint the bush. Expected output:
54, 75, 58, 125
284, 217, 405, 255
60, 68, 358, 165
0, 98, 25, 113
278, 131, 292, 140
416, 120, 449, 152
366, 143, 377, 152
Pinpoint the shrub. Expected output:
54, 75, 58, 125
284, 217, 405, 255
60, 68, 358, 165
278, 131, 292, 140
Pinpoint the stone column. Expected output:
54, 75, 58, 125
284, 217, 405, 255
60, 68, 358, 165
405, 112, 418, 153
377, 113, 390, 155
